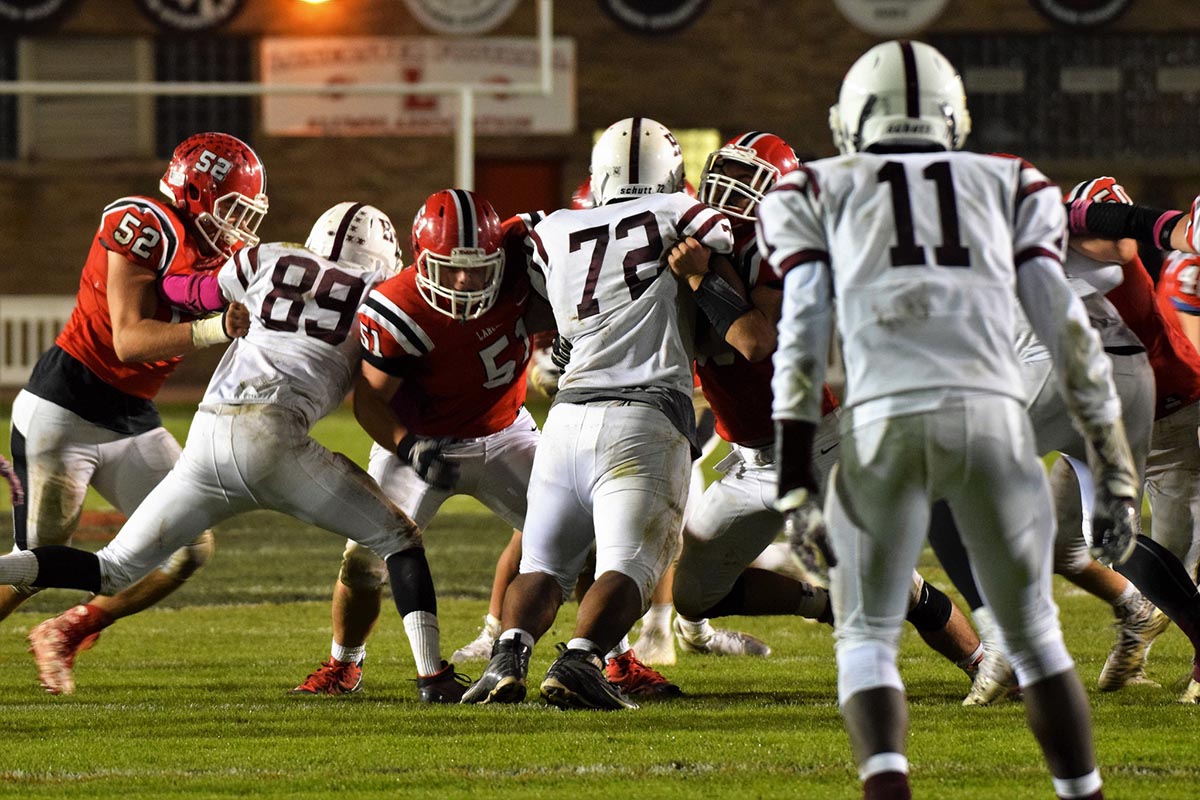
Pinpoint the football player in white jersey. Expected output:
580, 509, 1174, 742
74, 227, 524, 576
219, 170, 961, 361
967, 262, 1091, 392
462, 117, 736, 709
760, 41, 1138, 800
3, 203, 466, 703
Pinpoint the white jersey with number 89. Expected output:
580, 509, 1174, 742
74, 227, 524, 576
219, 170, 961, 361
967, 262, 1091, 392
204, 242, 385, 428
528, 192, 733, 397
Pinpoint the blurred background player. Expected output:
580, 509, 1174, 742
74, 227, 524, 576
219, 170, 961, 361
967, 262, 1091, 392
6, 132, 266, 688
291, 190, 549, 697
763, 41, 1137, 800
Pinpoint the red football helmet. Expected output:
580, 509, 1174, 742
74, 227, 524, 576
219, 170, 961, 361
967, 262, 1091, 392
159, 132, 269, 259
699, 131, 798, 222
411, 189, 506, 321
570, 178, 596, 210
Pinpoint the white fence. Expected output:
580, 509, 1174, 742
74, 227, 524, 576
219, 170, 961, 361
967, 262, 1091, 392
0, 295, 76, 387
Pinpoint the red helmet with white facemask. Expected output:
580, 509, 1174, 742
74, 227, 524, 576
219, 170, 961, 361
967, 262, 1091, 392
410, 189, 506, 322
159, 132, 268, 259
699, 131, 798, 223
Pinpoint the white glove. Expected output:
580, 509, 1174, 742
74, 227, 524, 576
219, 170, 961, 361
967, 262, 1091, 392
776, 488, 836, 583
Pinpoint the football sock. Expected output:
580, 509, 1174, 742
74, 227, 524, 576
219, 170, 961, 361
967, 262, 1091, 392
330, 639, 365, 666
0, 550, 38, 586
860, 753, 910, 800
1117, 535, 1200, 649
567, 637, 603, 657
384, 548, 437, 616
483, 613, 501, 637
1052, 769, 1102, 799
863, 772, 911, 800
674, 616, 710, 644
642, 603, 672, 634
606, 635, 632, 662
403, 610, 442, 676
30, 546, 102, 593
958, 643, 984, 671
499, 628, 535, 651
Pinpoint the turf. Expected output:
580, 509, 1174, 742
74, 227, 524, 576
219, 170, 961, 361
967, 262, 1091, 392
0, 402, 1198, 799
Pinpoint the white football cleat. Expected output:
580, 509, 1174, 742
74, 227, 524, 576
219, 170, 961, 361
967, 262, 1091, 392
633, 623, 676, 666
674, 616, 771, 657
451, 615, 499, 663
1098, 599, 1170, 691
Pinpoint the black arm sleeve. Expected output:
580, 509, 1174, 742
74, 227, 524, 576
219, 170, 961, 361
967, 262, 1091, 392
1067, 200, 1183, 250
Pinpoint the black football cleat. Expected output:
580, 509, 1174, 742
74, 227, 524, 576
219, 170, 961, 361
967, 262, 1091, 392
540, 645, 639, 710
460, 637, 531, 705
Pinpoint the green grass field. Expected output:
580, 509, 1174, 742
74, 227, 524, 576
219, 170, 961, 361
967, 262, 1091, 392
0, 401, 1198, 799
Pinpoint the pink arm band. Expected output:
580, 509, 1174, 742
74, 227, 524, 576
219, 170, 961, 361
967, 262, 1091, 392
158, 273, 226, 314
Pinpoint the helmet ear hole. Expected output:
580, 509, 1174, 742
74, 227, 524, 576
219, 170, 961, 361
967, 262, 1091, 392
187, 184, 201, 202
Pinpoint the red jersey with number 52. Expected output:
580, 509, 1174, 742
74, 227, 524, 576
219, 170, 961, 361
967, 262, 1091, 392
55, 195, 214, 400
357, 219, 533, 438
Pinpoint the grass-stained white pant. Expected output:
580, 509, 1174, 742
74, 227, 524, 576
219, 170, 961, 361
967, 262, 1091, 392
829, 395, 1073, 704
97, 404, 422, 594
519, 401, 690, 605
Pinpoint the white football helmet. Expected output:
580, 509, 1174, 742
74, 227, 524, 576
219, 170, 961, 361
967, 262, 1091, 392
305, 202, 400, 275
590, 117, 685, 206
829, 40, 971, 155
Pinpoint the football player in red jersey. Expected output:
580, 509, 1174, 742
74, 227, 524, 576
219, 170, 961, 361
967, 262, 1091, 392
1157, 250, 1200, 354
291, 189, 549, 697
7, 132, 266, 692
671, 132, 982, 674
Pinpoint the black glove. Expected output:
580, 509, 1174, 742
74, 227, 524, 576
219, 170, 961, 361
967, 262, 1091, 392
550, 334, 573, 371
396, 435, 459, 491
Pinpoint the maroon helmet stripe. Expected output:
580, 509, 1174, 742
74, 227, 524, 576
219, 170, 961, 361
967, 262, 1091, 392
629, 117, 642, 184
900, 40, 920, 119
328, 203, 365, 263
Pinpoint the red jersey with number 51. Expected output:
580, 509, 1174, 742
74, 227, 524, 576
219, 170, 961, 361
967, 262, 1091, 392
356, 216, 534, 438
55, 195, 214, 399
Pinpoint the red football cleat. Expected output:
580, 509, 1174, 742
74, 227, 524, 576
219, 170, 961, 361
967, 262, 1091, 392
290, 658, 363, 695
605, 649, 683, 697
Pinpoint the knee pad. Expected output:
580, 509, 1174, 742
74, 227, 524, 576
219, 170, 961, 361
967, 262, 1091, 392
338, 541, 388, 592
162, 530, 215, 583
835, 640, 902, 706
905, 579, 953, 632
